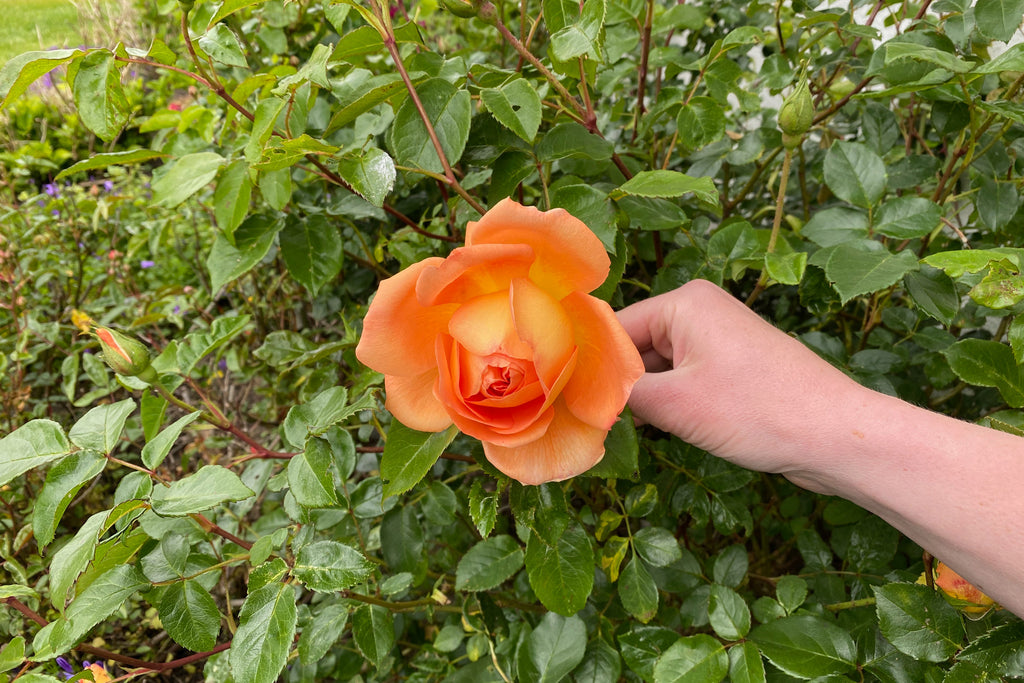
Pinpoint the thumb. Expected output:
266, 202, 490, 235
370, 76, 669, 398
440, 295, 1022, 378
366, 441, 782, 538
627, 370, 691, 438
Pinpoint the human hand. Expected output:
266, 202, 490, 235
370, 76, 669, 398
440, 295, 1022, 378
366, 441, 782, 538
616, 279, 867, 485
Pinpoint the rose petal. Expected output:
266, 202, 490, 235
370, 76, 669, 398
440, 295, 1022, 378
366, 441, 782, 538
356, 258, 457, 377
482, 399, 608, 485
415, 243, 534, 306
384, 370, 453, 433
466, 198, 609, 299
458, 351, 542, 406
436, 337, 554, 447
448, 289, 533, 360
510, 278, 575, 390
560, 291, 645, 429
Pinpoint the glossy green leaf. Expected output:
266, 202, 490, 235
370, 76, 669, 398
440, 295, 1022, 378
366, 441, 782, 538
150, 465, 255, 516
337, 147, 396, 207
292, 540, 374, 592
574, 638, 622, 683
279, 213, 344, 295
298, 602, 350, 665
0, 48, 81, 109
652, 634, 729, 683
957, 620, 1024, 676
525, 521, 594, 616
945, 339, 1024, 407
873, 583, 965, 661
802, 207, 869, 247
33, 450, 106, 548
0, 419, 70, 487
536, 121, 614, 162
208, 0, 273, 26
614, 170, 719, 206
199, 24, 248, 67
711, 544, 748, 587
632, 526, 682, 567
380, 421, 458, 498
765, 251, 807, 285
388, 78, 471, 174
708, 584, 750, 640
351, 604, 395, 668
142, 411, 202, 471
969, 261, 1024, 309
975, 0, 1024, 41
282, 386, 374, 450
230, 580, 297, 683
159, 580, 221, 653
455, 535, 524, 591
820, 241, 920, 303
48, 511, 106, 612
468, 478, 499, 537
153, 152, 224, 207
823, 141, 886, 208
55, 149, 169, 181
875, 197, 942, 238
620, 556, 659, 623
71, 51, 129, 142
482, 78, 542, 142
325, 70, 414, 134
922, 248, 1022, 277
749, 615, 857, 678
677, 96, 726, 149
776, 575, 808, 614
619, 626, 680, 681
728, 641, 767, 683
213, 159, 253, 240
288, 437, 339, 508
0, 636, 24, 673
585, 408, 639, 479
517, 613, 587, 683
68, 398, 135, 454
905, 267, 959, 325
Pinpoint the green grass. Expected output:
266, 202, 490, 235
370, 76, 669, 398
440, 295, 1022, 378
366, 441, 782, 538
0, 0, 82, 65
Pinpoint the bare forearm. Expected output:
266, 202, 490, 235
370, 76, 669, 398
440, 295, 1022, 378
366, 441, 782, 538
795, 386, 1024, 615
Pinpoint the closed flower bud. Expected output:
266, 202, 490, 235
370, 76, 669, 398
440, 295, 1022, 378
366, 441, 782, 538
93, 326, 158, 383
178, 0, 195, 10
778, 78, 814, 137
439, 0, 478, 17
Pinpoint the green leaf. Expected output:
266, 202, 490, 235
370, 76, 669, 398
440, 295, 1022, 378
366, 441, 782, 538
536, 121, 614, 162
905, 267, 959, 325
159, 580, 221, 653
874, 197, 942, 239
292, 540, 374, 592
245, 97, 287, 164
619, 626, 680, 681
873, 583, 965, 661
230, 580, 297, 683
208, 0, 273, 25
206, 213, 283, 293
153, 152, 225, 207
48, 511, 106, 612
677, 96, 726, 150
632, 527, 682, 567
0, 636, 24, 673
957, 620, 1024, 676
282, 386, 374, 450
253, 134, 340, 172
213, 160, 253, 240
388, 78, 471, 174
820, 241, 920, 303
574, 638, 622, 683
351, 604, 395, 668
337, 147, 396, 207
802, 206, 869, 247
279, 214, 344, 295
0, 48, 82, 109
198, 24, 248, 67
978, 176, 1019, 231
652, 634, 729, 683
150, 465, 255, 516
620, 556, 659, 623
1011, 316, 1024, 365
325, 70, 416, 134
170, 315, 251, 376
481, 78, 543, 142
0, 419, 71, 487
765, 251, 807, 285
68, 398, 135, 454
525, 521, 594, 616
922, 248, 1022, 276
288, 437, 339, 508
381, 506, 427, 582
517, 613, 587, 683
945, 339, 1024, 408
776, 575, 808, 614
969, 261, 1024, 309
468, 478, 500, 537
455, 535, 525, 591
708, 584, 751, 640
33, 451, 106, 548
750, 615, 857, 678
298, 602, 350, 665
728, 641, 767, 683
55, 149, 170, 181
380, 421, 459, 498
614, 170, 719, 206
711, 544, 748, 587
586, 409, 639, 479
142, 411, 202, 471
975, 0, 1024, 41
823, 141, 886, 208
71, 50, 129, 141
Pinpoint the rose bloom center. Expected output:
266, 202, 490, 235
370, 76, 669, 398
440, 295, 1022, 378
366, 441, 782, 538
477, 356, 526, 399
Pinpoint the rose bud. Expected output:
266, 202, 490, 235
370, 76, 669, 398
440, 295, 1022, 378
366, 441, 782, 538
93, 326, 158, 383
778, 77, 814, 147
934, 561, 997, 615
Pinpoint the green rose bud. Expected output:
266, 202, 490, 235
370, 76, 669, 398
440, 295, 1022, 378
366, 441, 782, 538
94, 326, 158, 383
439, 0, 478, 17
178, 0, 195, 10
778, 78, 814, 138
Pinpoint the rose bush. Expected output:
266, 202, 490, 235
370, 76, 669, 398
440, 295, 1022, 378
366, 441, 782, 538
356, 198, 644, 485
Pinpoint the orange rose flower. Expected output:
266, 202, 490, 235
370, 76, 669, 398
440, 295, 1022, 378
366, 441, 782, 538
356, 198, 644, 485
933, 561, 996, 615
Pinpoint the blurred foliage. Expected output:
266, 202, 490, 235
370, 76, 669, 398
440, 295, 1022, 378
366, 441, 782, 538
2, 0, 1024, 680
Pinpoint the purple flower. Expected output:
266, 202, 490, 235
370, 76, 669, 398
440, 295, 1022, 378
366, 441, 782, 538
55, 656, 74, 679
43, 182, 59, 197
172, 305, 181, 314
218, 359, 228, 371
103, 180, 114, 192
52, 209, 60, 216
140, 260, 155, 269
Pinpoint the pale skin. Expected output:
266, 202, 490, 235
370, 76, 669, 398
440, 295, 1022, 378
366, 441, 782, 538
617, 279, 1024, 617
